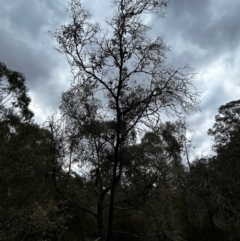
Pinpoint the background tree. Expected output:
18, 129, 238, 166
0, 61, 33, 122
207, 99, 240, 239
53, 0, 199, 240
0, 63, 68, 241
208, 99, 240, 152
208, 99, 240, 186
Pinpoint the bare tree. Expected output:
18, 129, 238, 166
53, 0, 199, 240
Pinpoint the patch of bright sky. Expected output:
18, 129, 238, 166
29, 92, 55, 124
199, 57, 225, 89
30, 65, 71, 124
199, 51, 240, 99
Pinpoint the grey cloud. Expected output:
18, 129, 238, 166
188, 10, 240, 54
151, 0, 240, 70
1, 0, 240, 158
201, 86, 228, 113
0, 0, 70, 112
0, 0, 67, 39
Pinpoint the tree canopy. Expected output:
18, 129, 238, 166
0, 62, 33, 122
53, 0, 199, 240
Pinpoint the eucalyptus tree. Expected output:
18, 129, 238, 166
0, 61, 33, 122
208, 100, 240, 200
0, 119, 69, 241
207, 100, 240, 238
0, 63, 68, 241
113, 122, 186, 240
208, 99, 240, 153
54, 0, 199, 240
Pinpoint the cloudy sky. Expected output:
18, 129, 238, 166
1, 0, 240, 159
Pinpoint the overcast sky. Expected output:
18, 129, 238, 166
1, 0, 240, 160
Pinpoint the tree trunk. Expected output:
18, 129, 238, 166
97, 199, 104, 239
105, 160, 118, 241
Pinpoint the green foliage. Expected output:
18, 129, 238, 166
0, 62, 33, 121
208, 99, 240, 152
0, 63, 69, 241
206, 99, 240, 239
0, 117, 68, 240
1, 63, 240, 241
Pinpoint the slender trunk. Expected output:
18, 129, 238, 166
97, 199, 104, 239
96, 144, 105, 240
105, 160, 118, 241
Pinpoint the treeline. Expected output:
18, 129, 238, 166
1, 61, 240, 241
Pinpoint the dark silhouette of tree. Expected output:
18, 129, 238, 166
207, 99, 240, 238
0, 64, 68, 241
53, 1, 199, 240
0, 62, 33, 122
